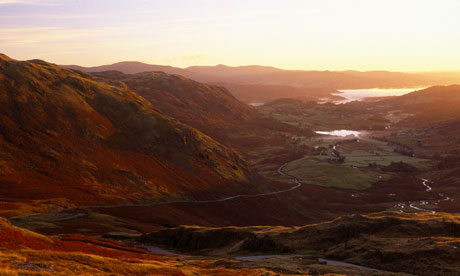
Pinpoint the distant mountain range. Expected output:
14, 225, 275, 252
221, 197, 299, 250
65, 62, 460, 103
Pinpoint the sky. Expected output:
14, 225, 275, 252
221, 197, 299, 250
1, 0, 460, 71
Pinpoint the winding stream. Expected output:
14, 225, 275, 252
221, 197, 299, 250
392, 178, 454, 213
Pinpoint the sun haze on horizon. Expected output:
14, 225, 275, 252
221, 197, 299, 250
1, 0, 460, 72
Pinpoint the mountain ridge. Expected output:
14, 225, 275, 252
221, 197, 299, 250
0, 54, 256, 211
63, 61, 460, 88
63, 61, 460, 104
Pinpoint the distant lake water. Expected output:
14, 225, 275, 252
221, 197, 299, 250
315, 130, 362, 137
248, 102, 264, 107
332, 88, 424, 103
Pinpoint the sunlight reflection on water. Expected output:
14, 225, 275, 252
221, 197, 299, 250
315, 130, 361, 137
332, 88, 423, 103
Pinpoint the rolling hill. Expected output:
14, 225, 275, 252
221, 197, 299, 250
380, 85, 460, 126
142, 211, 460, 276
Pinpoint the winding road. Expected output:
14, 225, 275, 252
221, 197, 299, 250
13, 163, 303, 223
81, 163, 302, 209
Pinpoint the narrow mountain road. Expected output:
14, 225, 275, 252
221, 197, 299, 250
80, 163, 302, 209
13, 163, 303, 223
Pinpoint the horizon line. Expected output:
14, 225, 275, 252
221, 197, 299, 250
3, 53, 460, 74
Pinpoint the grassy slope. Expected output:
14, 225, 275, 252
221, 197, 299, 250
0, 54, 254, 211
283, 156, 384, 190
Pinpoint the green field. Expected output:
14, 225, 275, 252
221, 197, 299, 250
259, 102, 387, 130
282, 142, 427, 190
282, 156, 389, 190
334, 149, 428, 167
258, 100, 432, 191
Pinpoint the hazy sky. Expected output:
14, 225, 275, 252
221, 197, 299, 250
1, 0, 460, 71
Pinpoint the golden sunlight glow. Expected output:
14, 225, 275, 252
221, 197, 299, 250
1, 0, 459, 71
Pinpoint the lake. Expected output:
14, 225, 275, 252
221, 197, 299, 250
332, 88, 424, 103
315, 130, 363, 137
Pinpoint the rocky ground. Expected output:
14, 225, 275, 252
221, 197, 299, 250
140, 211, 460, 276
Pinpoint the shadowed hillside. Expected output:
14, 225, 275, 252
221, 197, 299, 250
141, 211, 460, 276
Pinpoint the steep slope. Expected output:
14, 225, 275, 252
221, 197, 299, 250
92, 71, 256, 134
0, 54, 253, 209
91, 70, 314, 150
